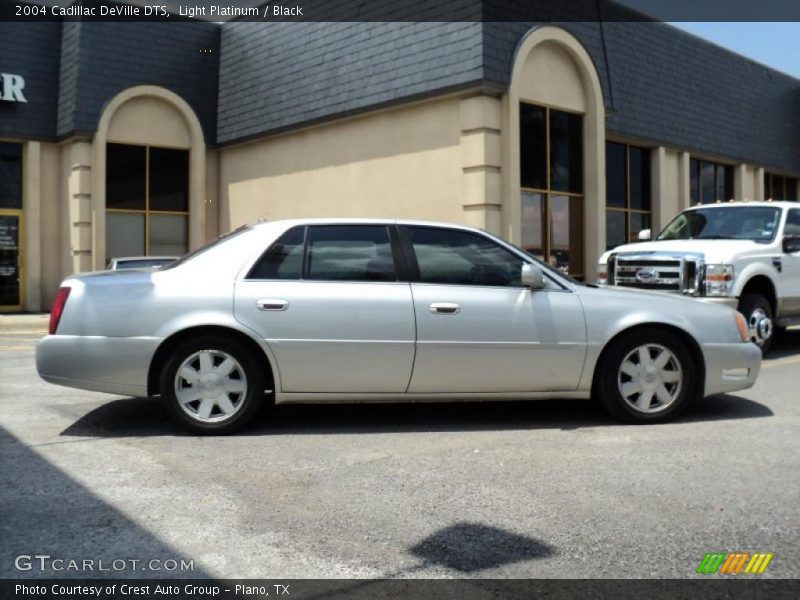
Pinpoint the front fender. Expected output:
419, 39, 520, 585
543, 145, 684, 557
731, 262, 779, 299
574, 287, 741, 391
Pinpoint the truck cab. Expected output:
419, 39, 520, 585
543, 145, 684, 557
598, 201, 800, 353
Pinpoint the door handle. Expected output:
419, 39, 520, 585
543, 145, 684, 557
256, 298, 289, 311
429, 302, 461, 315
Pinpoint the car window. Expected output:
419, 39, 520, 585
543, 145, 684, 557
786, 210, 800, 236
406, 226, 524, 287
306, 225, 397, 282
247, 226, 305, 280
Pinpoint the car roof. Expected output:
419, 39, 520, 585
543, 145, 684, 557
248, 217, 486, 232
684, 201, 797, 210
112, 256, 179, 261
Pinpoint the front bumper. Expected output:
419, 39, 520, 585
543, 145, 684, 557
702, 341, 761, 396
36, 334, 160, 397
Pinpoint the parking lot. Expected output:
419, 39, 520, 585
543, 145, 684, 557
1, 328, 799, 579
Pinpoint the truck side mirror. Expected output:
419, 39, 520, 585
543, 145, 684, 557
638, 229, 652, 241
783, 235, 800, 254
521, 263, 546, 289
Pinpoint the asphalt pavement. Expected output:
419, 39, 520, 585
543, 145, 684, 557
1, 329, 799, 579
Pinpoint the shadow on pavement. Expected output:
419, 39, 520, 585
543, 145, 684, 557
408, 522, 555, 573
766, 327, 800, 361
60, 392, 772, 438
0, 424, 209, 578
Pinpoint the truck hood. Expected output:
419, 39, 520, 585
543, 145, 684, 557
599, 239, 765, 265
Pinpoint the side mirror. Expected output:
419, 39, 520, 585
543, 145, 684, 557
521, 263, 546, 289
638, 229, 652, 241
783, 235, 800, 254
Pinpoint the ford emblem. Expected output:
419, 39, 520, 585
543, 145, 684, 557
636, 267, 658, 282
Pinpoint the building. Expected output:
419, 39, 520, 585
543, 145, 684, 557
1, 2, 799, 312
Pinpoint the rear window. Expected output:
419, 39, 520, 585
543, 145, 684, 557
162, 225, 252, 269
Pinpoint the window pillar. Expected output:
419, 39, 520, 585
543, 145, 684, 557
22, 141, 41, 311
678, 152, 691, 211
460, 95, 503, 235
650, 146, 667, 234
64, 141, 94, 274
756, 167, 765, 199
734, 164, 747, 201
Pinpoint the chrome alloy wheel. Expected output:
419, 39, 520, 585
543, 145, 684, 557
173, 349, 248, 423
617, 343, 683, 414
747, 307, 773, 347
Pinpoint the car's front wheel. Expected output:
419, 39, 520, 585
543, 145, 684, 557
595, 329, 697, 423
160, 336, 265, 434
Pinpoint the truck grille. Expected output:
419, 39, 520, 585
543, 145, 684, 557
610, 254, 701, 294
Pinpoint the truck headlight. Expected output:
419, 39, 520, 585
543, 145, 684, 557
703, 264, 734, 296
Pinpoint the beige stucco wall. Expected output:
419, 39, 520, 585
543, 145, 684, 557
107, 96, 192, 148
652, 148, 682, 231
516, 41, 587, 113
219, 96, 465, 229
39, 142, 62, 308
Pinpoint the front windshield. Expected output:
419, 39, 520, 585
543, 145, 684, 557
657, 206, 781, 243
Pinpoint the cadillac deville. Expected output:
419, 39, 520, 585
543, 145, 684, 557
37, 219, 761, 434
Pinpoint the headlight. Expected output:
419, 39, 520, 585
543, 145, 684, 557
703, 264, 734, 296
734, 311, 749, 342
597, 263, 608, 285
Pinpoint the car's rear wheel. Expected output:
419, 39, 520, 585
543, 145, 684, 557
595, 329, 697, 423
738, 293, 774, 354
161, 336, 265, 434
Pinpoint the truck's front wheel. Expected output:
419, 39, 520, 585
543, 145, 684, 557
739, 293, 774, 354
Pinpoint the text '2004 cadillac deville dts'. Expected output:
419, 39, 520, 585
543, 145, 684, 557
37, 219, 761, 434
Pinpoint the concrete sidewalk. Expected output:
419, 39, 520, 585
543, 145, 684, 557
0, 313, 49, 333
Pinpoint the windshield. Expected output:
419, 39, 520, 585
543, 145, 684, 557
657, 206, 781, 243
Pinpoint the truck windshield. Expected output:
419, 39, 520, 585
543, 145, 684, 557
657, 206, 781, 243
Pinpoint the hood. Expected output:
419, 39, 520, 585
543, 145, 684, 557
599, 239, 765, 265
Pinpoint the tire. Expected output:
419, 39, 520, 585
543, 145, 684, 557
160, 336, 265, 434
738, 293, 774, 355
595, 329, 697, 424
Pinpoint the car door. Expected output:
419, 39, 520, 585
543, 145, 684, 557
400, 225, 587, 394
234, 224, 415, 394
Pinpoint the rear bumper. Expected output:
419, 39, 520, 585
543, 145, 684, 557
36, 334, 160, 397
702, 341, 761, 396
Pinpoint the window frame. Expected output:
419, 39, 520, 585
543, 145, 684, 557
0, 141, 23, 210
689, 157, 734, 205
605, 141, 653, 250
105, 142, 190, 260
246, 224, 408, 284
765, 172, 799, 201
399, 224, 568, 290
519, 102, 585, 279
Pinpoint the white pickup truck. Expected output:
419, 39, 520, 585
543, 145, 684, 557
598, 201, 800, 353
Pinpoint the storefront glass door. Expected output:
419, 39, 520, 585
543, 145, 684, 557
0, 211, 22, 311
0, 142, 23, 312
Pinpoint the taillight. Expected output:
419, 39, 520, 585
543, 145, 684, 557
49, 287, 71, 334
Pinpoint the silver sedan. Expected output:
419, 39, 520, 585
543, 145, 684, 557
36, 219, 761, 434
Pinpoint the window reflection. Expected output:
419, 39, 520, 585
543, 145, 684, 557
519, 103, 584, 278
